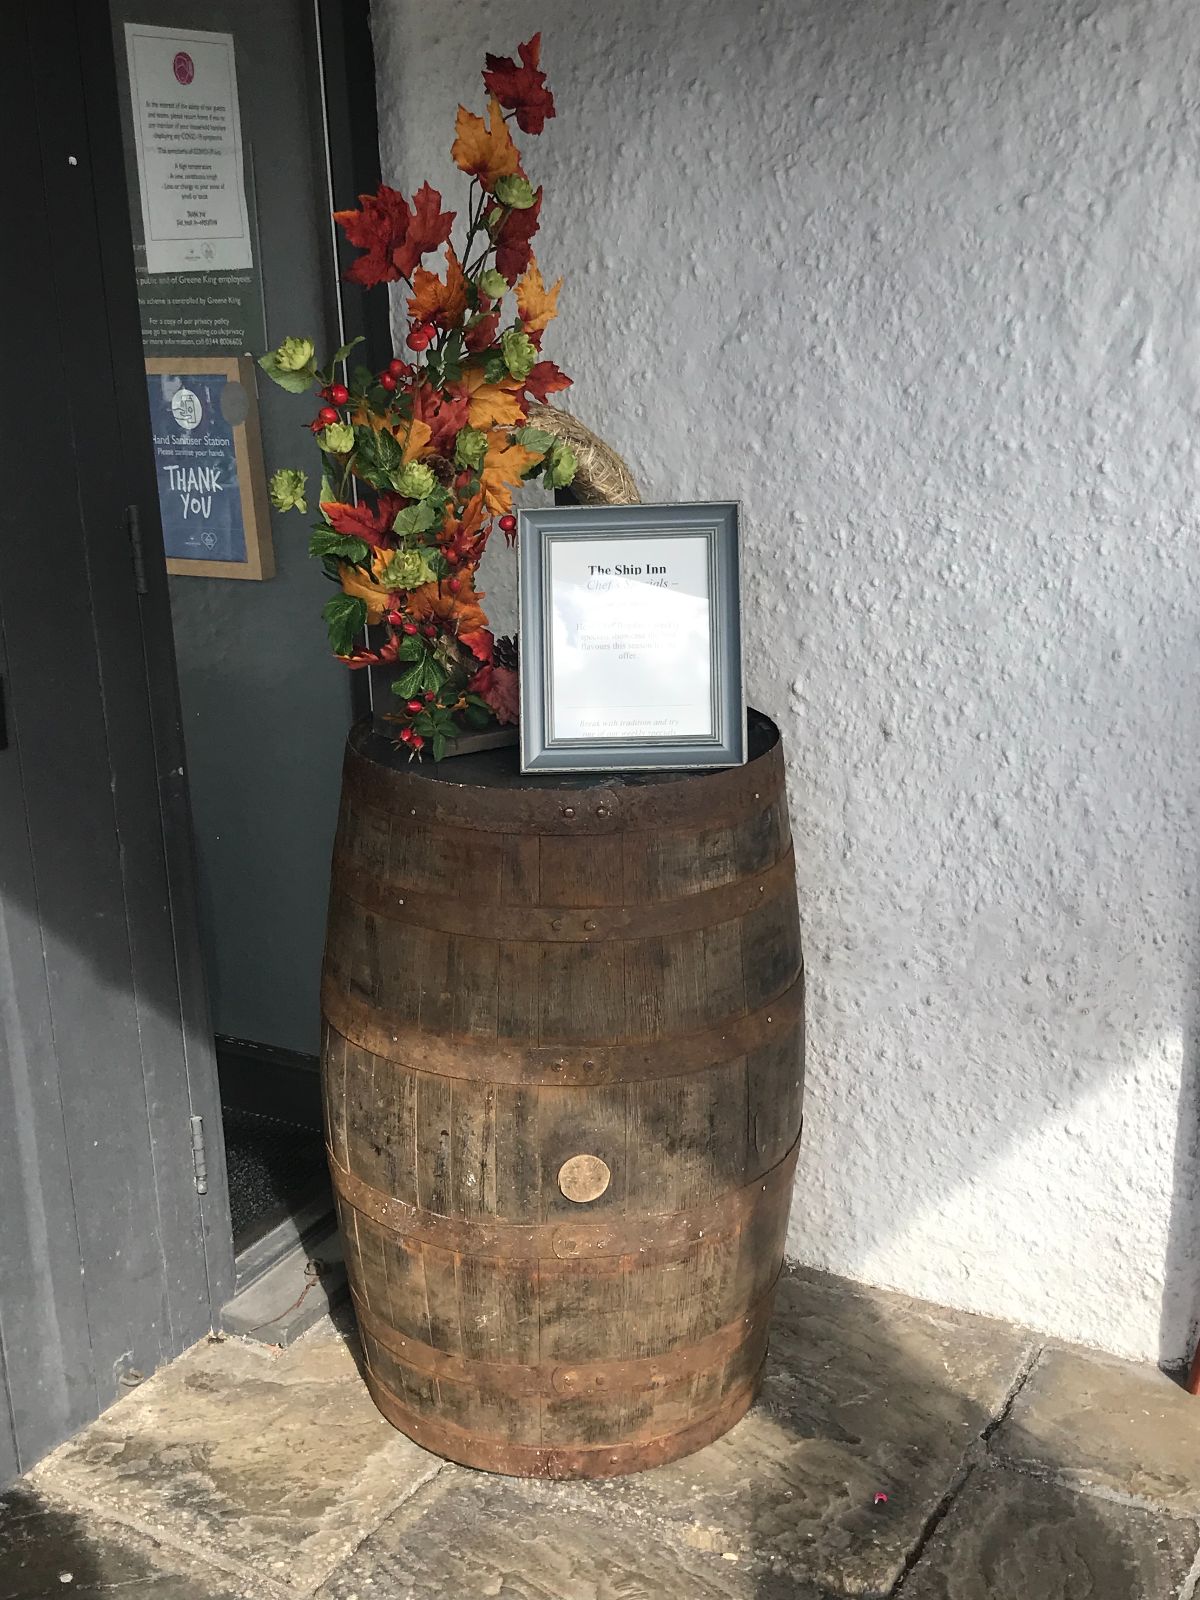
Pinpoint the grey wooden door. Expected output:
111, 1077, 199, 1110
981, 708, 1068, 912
0, 2, 233, 1482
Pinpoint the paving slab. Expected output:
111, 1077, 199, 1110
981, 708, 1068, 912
314, 1464, 834, 1600
562, 1268, 1039, 1597
994, 1344, 1200, 1515
317, 1268, 1036, 1600
0, 1486, 245, 1600
898, 1465, 1197, 1599
30, 1329, 440, 1596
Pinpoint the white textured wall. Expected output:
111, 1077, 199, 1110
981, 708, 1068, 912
373, 0, 1200, 1362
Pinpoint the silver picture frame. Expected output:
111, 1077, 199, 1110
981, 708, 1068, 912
517, 501, 745, 773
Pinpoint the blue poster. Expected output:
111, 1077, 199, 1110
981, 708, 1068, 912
146, 371, 247, 563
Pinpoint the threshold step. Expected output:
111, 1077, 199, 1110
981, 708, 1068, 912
221, 1222, 347, 1347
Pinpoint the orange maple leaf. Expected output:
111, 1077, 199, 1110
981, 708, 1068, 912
463, 366, 526, 430
407, 577, 490, 636
400, 417, 433, 462
481, 436, 542, 513
516, 255, 561, 336
407, 245, 468, 329
339, 551, 393, 624
451, 98, 521, 191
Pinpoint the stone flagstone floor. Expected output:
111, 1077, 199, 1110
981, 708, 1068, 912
4, 1267, 1200, 1599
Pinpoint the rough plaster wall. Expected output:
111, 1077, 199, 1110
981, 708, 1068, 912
373, 0, 1200, 1361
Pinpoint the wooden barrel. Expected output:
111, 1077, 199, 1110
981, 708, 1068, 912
320, 709, 804, 1478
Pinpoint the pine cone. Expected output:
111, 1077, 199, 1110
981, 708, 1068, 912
494, 634, 519, 671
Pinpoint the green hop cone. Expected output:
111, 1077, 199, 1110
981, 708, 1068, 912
259, 335, 318, 394
276, 336, 315, 372
268, 467, 308, 513
494, 175, 535, 211
320, 422, 356, 455
500, 328, 538, 383
454, 426, 488, 471
543, 440, 577, 490
392, 461, 438, 500
478, 269, 509, 300
381, 547, 436, 591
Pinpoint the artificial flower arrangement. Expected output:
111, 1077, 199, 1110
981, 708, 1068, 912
259, 35, 573, 759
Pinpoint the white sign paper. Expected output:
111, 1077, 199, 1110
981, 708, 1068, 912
548, 535, 715, 742
124, 23, 253, 275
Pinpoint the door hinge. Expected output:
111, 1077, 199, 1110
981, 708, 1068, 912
190, 1114, 208, 1195
125, 503, 149, 596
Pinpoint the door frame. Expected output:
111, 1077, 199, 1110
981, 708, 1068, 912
0, 0, 384, 1480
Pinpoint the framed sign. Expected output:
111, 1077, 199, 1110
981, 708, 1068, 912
145, 357, 274, 580
518, 502, 744, 772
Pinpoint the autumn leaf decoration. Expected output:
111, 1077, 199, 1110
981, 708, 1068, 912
258, 34, 573, 759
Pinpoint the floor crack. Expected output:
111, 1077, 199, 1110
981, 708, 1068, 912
889, 1342, 1045, 1595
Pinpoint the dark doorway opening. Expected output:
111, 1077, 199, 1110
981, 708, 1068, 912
105, 0, 385, 1308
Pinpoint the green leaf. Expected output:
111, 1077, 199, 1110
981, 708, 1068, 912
351, 363, 376, 393
308, 528, 369, 563
513, 425, 555, 454
373, 427, 403, 475
331, 335, 365, 365
432, 732, 448, 761
421, 657, 448, 692
393, 499, 439, 538
396, 633, 425, 662
322, 593, 367, 656
463, 702, 492, 728
258, 349, 316, 394
391, 662, 426, 698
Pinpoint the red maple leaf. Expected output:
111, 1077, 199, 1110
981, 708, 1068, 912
483, 35, 556, 134
523, 360, 572, 403
411, 382, 471, 456
334, 186, 412, 288
393, 182, 455, 279
459, 628, 496, 663
320, 493, 407, 549
342, 635, 402, 669
465, 311, 501, 354
494, 188, 542, 283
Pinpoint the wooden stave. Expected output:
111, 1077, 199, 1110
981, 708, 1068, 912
321, 718, 803, 1476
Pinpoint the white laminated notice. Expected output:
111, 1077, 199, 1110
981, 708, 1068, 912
125, 23, 253, 275
548, 534, 715, 742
